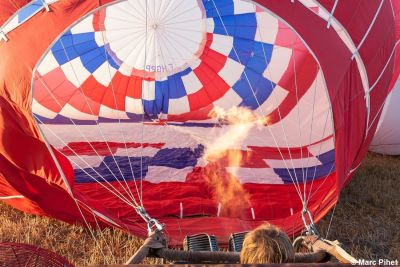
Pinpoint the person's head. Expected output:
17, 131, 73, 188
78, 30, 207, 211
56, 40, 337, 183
240, 222, 295, 264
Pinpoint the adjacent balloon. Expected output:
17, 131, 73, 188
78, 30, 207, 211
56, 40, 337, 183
370, 1, 400, 155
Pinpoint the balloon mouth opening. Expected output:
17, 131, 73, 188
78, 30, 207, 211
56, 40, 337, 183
29, 0, 337, 242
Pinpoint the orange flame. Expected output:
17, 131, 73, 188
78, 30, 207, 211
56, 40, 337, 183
203, 107, 269, 217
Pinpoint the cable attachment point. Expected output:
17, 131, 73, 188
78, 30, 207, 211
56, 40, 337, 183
301, 205, 320, 236
135, 206, 164, 235
0, 28, 8, 42
41, 0, 50, 11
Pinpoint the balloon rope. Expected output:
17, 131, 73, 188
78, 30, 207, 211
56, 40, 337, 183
56, 35, 141, 207
33, 115, 140, 209
91, 210, 116, 264
367, 83, 396, 135
210, 0, 305, 201
148, 3, 207, 222
70, 204, 110, 264
301, 63, 320, 205
326, 0, 339, 29
351, 0, 384, 60
306, 109, 334, 205
325, 202, 337, 240
300, 0, 397, 213
134, 1, 165, 233
292, 48, 307, 201
139, 0, 149, 208
368, 40, 400, 93
253, 5, 335, 228
35, 121, 112, 263
253, 10, 311, 201
97, 23, 143, 208
34, 76, 140, 207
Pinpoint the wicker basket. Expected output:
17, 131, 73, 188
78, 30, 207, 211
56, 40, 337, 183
0, 242, 73, 267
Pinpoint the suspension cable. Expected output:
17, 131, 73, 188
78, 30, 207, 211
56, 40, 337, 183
210, 0, 306, 203
56, 38, 142, 207
34, 76, 140, 207
252, 4, 334, 233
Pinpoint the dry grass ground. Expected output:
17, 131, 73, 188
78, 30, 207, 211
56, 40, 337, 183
317, 153, 400, 260
0, 152, 399, 266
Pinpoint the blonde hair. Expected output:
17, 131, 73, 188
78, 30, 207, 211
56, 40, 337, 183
240, 223, 295, 264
